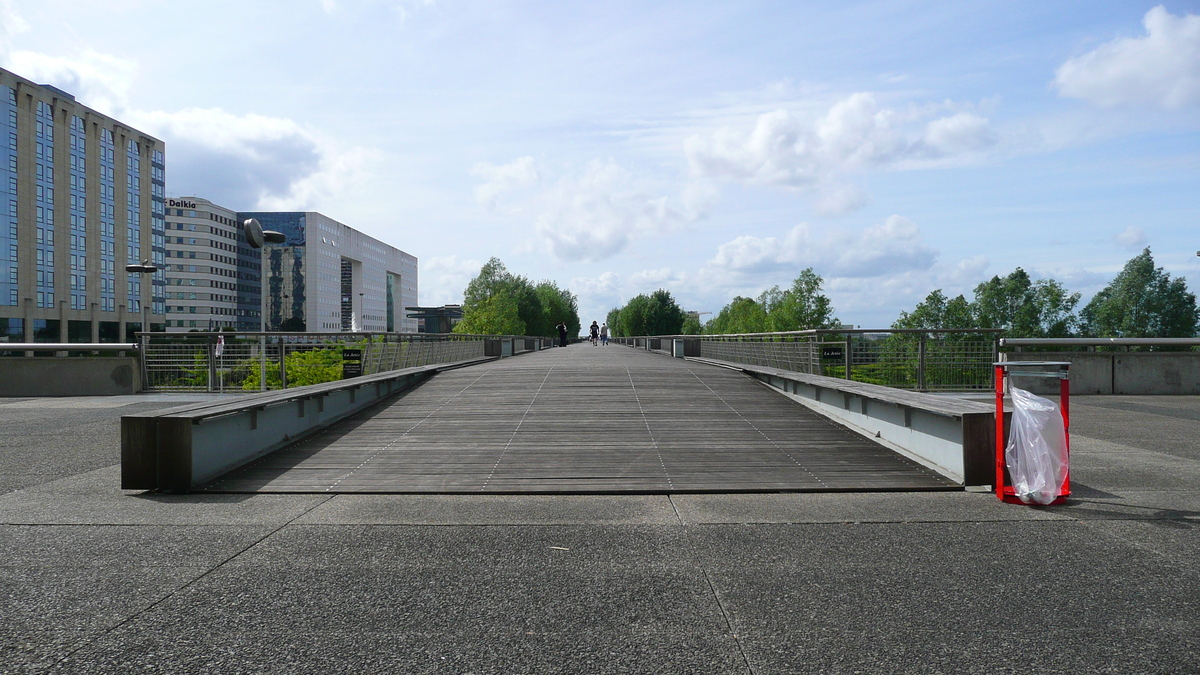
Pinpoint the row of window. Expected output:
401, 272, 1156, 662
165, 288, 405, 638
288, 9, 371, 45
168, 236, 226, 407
165, 305, 261, 317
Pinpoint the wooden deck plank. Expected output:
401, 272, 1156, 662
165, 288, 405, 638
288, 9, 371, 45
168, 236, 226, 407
202, 344, 958, 493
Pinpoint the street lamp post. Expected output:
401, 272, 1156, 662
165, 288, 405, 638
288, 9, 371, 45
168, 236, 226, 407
124, 259, 157, 336
359, 292, 364, 332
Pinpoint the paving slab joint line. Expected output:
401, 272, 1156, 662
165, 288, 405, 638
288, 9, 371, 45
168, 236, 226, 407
701, 567, 757, 675
668, 494, 686, 526
45, 494, 336, 667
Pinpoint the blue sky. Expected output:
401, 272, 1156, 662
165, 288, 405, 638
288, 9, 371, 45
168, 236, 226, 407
2, 0, 1198, 327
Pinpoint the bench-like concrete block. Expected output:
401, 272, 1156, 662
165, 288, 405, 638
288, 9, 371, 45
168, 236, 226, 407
695, 358, 1000, 486
121, 357, 495, 492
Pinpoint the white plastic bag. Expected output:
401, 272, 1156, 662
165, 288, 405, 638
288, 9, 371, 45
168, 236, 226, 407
1005, 386, 1068, 505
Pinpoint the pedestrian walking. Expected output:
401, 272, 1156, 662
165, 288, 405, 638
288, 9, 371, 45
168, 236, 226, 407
556, 321, 568, 348
600, 322, 609, 346
589, 321, 600, 346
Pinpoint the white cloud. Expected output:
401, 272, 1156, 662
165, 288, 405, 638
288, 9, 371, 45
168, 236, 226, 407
570, 271, 623, 298
1115, 225, 1147, 248
1055, 6, 1200, 109
0, 0, 29, 59
471, 156, 539, 210
922, 112, 996, 155
685, 93, 998, 192
812, 182, 871, 217
532, 159, 702, 262
4, 49, 137, 117
0, 30, 377, 211
708, 215, 938, 279
570, 271, 626, 318
131, 108, 378, 210
420, 255, 484, 305
628, 267, 683, 287
950, 255, 990, 284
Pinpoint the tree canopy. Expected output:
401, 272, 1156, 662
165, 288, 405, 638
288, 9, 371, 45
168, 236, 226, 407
453, 257, 579, 336
891, 249, 1197, 339
1080, 248, 1199, 338
608, 289, 688, 337
971, 268, 1080, 337
707, 268, 838, 334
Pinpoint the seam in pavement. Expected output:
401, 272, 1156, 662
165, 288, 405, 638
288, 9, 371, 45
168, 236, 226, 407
701, 568, 756, 675
48, 494, 336, 667
668, 494, 686, 526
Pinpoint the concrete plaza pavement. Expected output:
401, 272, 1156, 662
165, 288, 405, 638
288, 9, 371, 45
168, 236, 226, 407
1, 373, 1198, 673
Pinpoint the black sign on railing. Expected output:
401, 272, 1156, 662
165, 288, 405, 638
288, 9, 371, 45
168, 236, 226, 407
821, 346, 845, 359
342, 349, 363, 379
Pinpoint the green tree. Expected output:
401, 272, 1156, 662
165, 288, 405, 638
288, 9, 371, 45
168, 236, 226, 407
532, 281, 578, 338
681, 313, 702, 335
606, 307, 621, 335
617, 294, 651, 336
463, 257, 513, 307
708, 296, 768, 334
892, 290, 975, 330
768, 269, 839, 331
1080, 248, 1199, 338
642, 289, 687, 335
457, 258, 579, 337
453, 292, 526, 335
971, 268, 1080, 337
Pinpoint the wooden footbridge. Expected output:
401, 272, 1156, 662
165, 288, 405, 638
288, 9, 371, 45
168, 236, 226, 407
197, 344, 955, 493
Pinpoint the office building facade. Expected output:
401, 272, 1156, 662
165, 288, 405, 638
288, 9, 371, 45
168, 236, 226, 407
0, 68, 166, 345
162, 197, 262, 331
238, 211, 417, 333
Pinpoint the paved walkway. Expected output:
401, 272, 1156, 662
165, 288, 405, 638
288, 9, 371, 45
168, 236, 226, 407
1, 349, 1198, 673
207, 346, 954, 493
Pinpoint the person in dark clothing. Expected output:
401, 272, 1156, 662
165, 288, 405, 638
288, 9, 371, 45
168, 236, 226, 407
556, 321, 568, 348
589, 321, 599, 345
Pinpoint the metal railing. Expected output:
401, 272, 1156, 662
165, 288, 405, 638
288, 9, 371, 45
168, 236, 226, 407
137, 331, 543, 392
618, 329, 1002, 392
0, 343, 138, 352
1001, 337, 1200, 350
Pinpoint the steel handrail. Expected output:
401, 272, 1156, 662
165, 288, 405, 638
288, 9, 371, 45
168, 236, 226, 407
0, 343, 138, 351
1002, 337, 1200, 347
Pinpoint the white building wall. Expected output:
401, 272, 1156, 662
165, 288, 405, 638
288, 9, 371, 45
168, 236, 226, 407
291, 212, 417, 333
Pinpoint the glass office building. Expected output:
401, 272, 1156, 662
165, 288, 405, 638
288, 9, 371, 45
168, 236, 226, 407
0, 67, 166, 344
238, 211, 417, 333
162, 197, 262, 331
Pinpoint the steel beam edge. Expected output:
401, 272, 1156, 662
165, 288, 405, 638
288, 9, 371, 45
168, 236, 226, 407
120, 356, 497, 492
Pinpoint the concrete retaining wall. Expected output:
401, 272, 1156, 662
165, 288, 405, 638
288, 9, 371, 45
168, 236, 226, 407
0, 357, 141, 396
1002, 352, 1200, 395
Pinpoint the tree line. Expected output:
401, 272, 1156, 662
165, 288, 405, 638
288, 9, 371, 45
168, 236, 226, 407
453, 248, 1197, 340
604, 268, 841, 337
452, 258, 581, 338
605, 248, 1197, 338
893, 248, 1198, 338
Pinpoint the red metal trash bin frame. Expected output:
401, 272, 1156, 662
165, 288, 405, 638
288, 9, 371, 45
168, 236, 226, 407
994, 361, 1071, 505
